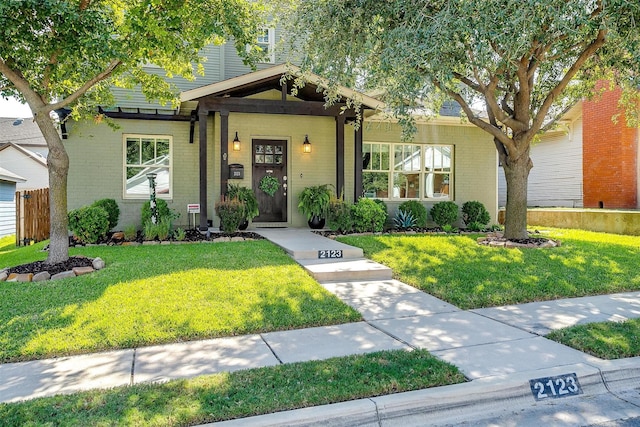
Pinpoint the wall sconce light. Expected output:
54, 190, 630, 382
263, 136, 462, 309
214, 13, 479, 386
232, 131, 241, 151
302, 134, 311, 153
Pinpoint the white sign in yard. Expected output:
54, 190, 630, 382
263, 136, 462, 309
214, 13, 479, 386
187, 204, 200, 214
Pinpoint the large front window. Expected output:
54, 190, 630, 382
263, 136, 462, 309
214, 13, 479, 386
124, 134, 172, 198
363, 143, 453, 200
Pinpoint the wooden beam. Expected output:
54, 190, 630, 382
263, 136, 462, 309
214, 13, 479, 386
199, 110, 209, 231
336, 115, 345, 197
200, 97, 353, 117
354, 117, 363, 201
281, 80, 287, 102
220, 110, 229, 196
99, 107, 192, 121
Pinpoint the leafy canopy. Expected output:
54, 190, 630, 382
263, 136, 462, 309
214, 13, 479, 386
0, 0, 266, 117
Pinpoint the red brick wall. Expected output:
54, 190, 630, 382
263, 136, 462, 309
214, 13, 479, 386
582, 86, 639, 208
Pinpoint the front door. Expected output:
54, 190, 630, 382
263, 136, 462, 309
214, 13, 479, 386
252, 139, 287, 222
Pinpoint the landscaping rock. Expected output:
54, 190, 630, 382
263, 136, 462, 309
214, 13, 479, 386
8, 273, 34, 282
215, 237, 231, 243
112, 232, 125, 240
143, 241, 160, 245
72, 266, 95, 276
92, 257, 106, 270
0, 271, 7, 282
231, 237, 244, 242
161, 241, 171, 245
122, 242, 140, 246
33, 272, 51, 282
51, 271, 76, 280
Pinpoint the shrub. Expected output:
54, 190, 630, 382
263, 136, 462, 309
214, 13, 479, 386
215, 198, 245, 232
143, 221, 159, 241
91, 198, 120, 230
141, 199, 174, 226
462, 201, 490, 226
352, 198, 386, 233
156, 217, 172, 240
430, 201, 459, 227
398, 200, 428, 227
393, 210, 417, 230
173, 227, 186, 241
466, 221, 485, 232
373, 198, 389, 228
327, 198, 354, 233
123, 224, 138, 241
68, 205, 110, 244
227, 184, 259, 220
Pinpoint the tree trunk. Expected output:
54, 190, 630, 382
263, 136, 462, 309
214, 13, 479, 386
35, 114, 70, 264
502, 151, 532, 240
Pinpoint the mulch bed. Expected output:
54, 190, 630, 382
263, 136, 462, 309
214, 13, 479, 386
6, 256, 94, 276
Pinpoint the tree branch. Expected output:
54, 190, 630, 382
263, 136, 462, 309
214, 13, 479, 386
530, 28, 607, 135
46, 59, 122, 112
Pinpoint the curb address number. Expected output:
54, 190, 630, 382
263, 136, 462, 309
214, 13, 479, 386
529, 373, 583, 401
319, 250, 343, 259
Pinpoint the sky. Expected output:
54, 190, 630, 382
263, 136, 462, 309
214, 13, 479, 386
0, 96, 33, 118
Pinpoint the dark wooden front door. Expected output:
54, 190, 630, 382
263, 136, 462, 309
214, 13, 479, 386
252, 139, 287, 222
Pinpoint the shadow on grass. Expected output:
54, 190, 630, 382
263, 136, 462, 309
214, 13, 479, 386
339, 232, 640, 309
0, 241, 360, 363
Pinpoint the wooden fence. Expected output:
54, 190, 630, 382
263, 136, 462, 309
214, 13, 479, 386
16, 188, 50, 246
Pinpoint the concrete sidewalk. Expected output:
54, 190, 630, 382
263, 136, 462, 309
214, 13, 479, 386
1, 229, 640, 426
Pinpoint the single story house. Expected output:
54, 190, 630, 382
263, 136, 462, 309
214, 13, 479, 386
0, 166, 26, 237
63, 40, 498, 230
0, 142, 48, 191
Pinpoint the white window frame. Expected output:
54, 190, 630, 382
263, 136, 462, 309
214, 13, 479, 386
123, 134, 173, 200
363, 142, 454, 201
257, 28, 276, 63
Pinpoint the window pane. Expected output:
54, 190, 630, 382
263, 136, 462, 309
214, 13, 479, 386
425, 173, 451, 199
156, 139, 170, 165
380, 144, 390, 169
394, 145, 403, 171
393, 172, 420, 199
125, 167, 148, 196
141, 138, 155, 164
126, 138, 140, 165
155, 168, 170, 194
363, 172, 389, 198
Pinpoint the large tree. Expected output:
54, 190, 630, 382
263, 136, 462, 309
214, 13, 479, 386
283, 0, 640, 239
0, 0, 266, 263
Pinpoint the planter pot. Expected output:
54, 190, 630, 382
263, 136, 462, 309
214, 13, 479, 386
308, 216, 325, 229
238, 220, 249, 230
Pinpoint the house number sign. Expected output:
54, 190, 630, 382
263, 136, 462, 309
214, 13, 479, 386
318, 250, 343, 259
529, 373, 583, 401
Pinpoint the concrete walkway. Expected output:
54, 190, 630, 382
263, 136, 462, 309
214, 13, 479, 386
1, 229, 640, 426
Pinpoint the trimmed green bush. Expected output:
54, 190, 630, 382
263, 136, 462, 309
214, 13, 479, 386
352, 198, 386, 233
462, 201, 490, 226
398, 200, 428, 227
215, 198, 245, 232
141, 199, 174, 226
430, 201, 459, 227
68, 206, 110, 244
91, 198, 120, 230
327, 199, 354, 233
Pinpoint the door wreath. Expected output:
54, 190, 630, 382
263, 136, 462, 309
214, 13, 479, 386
259, 175, 280, 197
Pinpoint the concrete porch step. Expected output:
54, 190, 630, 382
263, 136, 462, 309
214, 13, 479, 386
299, 258, 393, 283
256, 229, 363, 260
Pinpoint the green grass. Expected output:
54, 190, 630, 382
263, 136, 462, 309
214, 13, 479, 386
547, 319, 640, 359
0, 349, 465, 427
338, 228, 640, 309
1, 238, 361, 362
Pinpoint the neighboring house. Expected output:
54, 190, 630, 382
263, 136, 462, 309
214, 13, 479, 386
0, 117, 48, 157
0, 166, 26, 237
499, 87, 639, 209
63, 39, 498, 230
0, 142, 49, 190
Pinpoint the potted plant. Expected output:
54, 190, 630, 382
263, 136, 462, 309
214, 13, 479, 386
297, 184, 333, 229
227, 183, 259, 229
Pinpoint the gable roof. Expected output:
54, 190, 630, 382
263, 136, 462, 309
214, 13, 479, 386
0, 142, 48, 167
0, 117, 46, 148
0, 166, 26, 183
180, 64, 385, 111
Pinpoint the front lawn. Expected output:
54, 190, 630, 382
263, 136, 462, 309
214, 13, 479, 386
0, 238, 360, 362
0, 349, 465, 426
547, 318, 640, 359
338, 228, 640, 309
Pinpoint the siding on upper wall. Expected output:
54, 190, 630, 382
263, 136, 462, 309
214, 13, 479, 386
0, 181, 16, 237
498, 118, 583, 208
0, 147, 48, 190
363, 120, 498, 224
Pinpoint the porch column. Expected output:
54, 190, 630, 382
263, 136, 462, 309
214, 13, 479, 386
354, 116, 363, 201
199, 109, 209, 230
220, 110, 229, 196
336, 114, 345, 197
